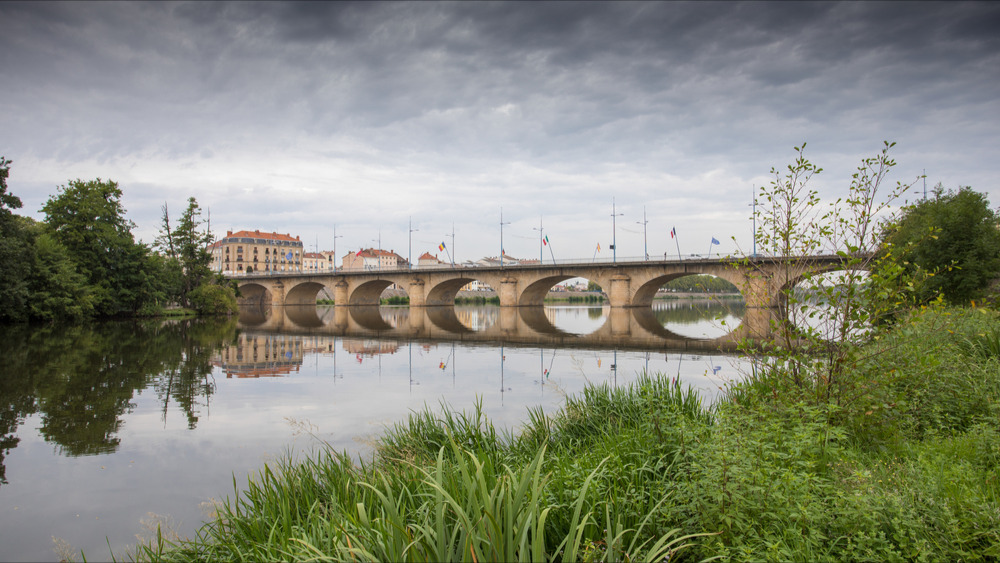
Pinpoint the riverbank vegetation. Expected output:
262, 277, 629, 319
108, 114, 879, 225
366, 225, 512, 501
137, 305, 1000, 562
0, 158, 237, 322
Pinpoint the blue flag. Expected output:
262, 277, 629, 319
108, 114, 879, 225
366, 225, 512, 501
711, 237, 720, 245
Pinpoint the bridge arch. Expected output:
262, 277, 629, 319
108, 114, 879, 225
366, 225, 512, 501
285, 281, 331, 306
626, 270, 744, 308
237, 282, 271, 307
518, 275, 579, 306
425, 277, 481, 306
349, 279, 397, 306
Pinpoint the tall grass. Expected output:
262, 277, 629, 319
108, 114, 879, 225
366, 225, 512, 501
136, 307, 1000, 562
139, 375, 713, 562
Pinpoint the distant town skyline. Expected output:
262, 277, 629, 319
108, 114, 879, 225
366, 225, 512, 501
2, 2, 998, 262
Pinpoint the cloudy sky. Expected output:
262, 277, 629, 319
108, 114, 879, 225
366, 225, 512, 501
2, 1, 998, 263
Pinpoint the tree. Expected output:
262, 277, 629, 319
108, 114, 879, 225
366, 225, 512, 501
41, 178, 154, 316
174, 197, 214, 300
25, 221, 94, 321
156, 197, 217, 307
739, 142, 918, 406
154, 201, 176, 259
0, 158, 33, 322
0, 157, 20, 224
878, 185, 1000, 305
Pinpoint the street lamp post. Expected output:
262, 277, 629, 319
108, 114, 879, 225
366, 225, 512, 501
446, 223, 455, 268
500, 208, 510, 268
532, 216, 544, 264
333, 225, 343, 272
372, 229, 381, 272
611, 198, 624, 264
636, 206, 648, 260
408, 216, 418, 270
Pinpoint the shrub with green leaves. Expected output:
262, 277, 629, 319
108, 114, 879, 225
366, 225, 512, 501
187, 283, 238, 316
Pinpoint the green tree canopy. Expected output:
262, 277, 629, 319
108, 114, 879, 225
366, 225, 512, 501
880, 185, 1000, 305
41, 178, 153, 316
155, 197, 220, 307
0, 157, 21, 224
0, 158, 33, 322
26, 220, 95, 321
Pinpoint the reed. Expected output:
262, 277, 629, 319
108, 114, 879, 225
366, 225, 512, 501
138, 375, 714, 562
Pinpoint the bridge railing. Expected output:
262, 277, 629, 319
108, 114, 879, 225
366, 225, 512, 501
225, 251, 852, 277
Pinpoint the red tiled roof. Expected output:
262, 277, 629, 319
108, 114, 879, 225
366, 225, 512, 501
303, 252, 323, 259
225, 229, 301, 242
356, 248, 402, 258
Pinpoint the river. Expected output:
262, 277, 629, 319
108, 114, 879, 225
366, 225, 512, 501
0, 299, 748, 561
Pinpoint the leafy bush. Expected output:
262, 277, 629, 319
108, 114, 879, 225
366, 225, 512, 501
187, 283, 237, 316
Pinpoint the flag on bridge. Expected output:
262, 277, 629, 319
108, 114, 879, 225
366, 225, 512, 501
596, 243, 601, 252
707, 236, 721, 258
543, 235, 549, 246
439, 242, 446, 251
670, 227, 676, 238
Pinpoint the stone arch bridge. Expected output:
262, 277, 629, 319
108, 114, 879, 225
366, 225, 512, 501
230, 255, 862, 337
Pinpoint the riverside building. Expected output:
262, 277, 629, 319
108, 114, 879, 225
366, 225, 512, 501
210, 230, 304, 274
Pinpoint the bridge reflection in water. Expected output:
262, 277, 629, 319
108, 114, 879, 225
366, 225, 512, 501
237, 302, 752, 354
219, 302, 751, 408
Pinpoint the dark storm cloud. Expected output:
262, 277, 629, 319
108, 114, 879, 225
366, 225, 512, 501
5, 2, 995, 153
1, 1, 997, 254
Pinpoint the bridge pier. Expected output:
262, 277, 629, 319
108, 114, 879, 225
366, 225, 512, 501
271, 281, 286, 307
608, 274, 633, 308
408, 278, 426, 307
741, 306, 781, 340
334, 280, 348, 307
500, 278, 519, 307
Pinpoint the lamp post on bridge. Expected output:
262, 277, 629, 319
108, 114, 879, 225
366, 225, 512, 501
636, 205, 648, 261
408, 216, 418, 270
611, 198, 624, 264
500, 207, 510, 269
532, 216, 544, 264
333, 225, 343, 272
446, 223, 455, 268
372, 229, 381, 273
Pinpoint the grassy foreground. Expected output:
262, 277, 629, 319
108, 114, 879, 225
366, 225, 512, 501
137, 307, 1000, 562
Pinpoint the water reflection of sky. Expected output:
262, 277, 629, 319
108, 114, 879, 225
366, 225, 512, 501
543, 300, 744, 338
0, 302, 745, 562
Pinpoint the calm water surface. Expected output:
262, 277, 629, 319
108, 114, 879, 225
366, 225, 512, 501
0, 300, 746, 561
